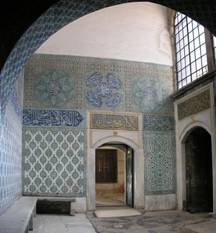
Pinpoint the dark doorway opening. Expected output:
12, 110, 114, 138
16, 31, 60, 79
185, 127, 213, 213
95, 143, 134, 208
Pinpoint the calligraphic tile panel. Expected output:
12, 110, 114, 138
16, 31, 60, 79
178, 90, 210, 120
23, 108, 85, 128
90, 113, 139, 131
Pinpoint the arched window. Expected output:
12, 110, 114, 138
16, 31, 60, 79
175, 12, 216, 90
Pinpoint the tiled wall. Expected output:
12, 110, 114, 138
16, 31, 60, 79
24, 54, 173, 113
23, 54, 175, 197
22, 127, 86, 197
0, 72, 24, 215
1, 0, 214, 119
0, 0, 211, 213
22, 108, 86, 197
144, 115, 176, 194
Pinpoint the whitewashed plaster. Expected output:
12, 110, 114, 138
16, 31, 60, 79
36, 2, 173, 66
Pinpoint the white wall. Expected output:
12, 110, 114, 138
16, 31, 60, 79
36, 2, 173, 66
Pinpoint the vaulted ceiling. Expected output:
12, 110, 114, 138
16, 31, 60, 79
0, 0, 215, 70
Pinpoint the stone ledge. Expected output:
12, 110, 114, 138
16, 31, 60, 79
0, 197, 37, 233
37, 196, 76, 202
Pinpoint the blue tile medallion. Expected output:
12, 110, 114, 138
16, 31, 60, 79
86, 72, 122, 108
34, 70, 75, 106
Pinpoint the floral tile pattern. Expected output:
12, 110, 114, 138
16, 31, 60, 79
23, 127, 86, 197
34, 70, 75, 107
86, 72, 122, 108
144, 130, 176, 195
131, 75, 173, 114
0, 0, 211, 214
23, 54, 176, 198
1, 0, 131, 115
24, 54, 173, 114
143, 115, 175, 131
0, 74, 23, 215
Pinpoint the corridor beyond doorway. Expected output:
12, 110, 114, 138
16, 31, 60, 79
95, 144, 134, 208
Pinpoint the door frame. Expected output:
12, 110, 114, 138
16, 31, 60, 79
125, 145, 134, 207
174, 83, 216, 213
176, 122, 215, 212
87, 135, 144, 210
181, 125, 214, 212
95, 144, 132, 207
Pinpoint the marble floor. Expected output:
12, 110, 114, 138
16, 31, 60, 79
32, 210, 216, 233
88, 210, 216, 233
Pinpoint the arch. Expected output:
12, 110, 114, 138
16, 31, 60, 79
92, 135, 139, 151
95, 142, 133, 207
87, 134, 144, 210
179, 121, 212, 143
183, 126, 213, 212
1, 0, 215, 114
176, 123, 215, 212
99, 144, 127, 154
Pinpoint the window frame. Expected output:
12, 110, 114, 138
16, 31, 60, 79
174, 12, 216, 90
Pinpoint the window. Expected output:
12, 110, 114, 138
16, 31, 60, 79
96, 149, 117, 183
213, 36, 216, 61
175, 12, 209, 89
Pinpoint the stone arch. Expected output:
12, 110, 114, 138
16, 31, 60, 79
1, 0, 215, 113
87, 134, 144, 210
177, 124, 215, 212
181, 126, 213, 212
92, 135, 139, 151
180, 121, 212, 143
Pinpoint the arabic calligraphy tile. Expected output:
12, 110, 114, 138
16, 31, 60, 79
86, 72, 122, 108
23, 109, 84, 127
90, 113, 138, 131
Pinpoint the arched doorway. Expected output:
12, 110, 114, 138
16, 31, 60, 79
95, 143, 134, 208
184, 127, 213, 213
87, 133, 144, 211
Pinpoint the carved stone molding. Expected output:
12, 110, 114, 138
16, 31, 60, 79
90, 112, 139, 131
178, 90, 210, 120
